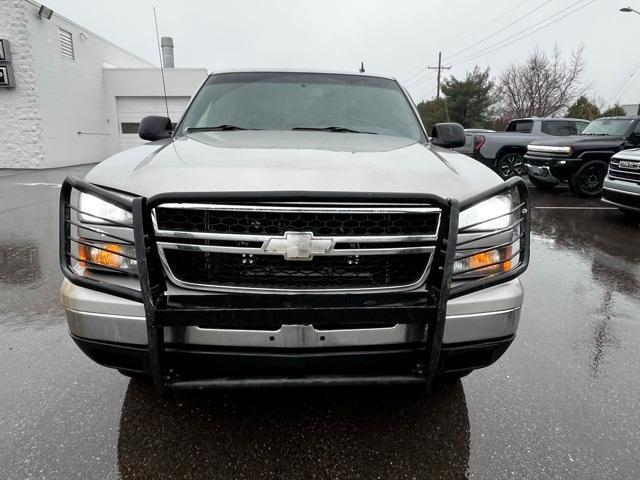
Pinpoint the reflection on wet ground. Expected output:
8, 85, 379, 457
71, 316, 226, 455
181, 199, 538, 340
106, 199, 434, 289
528, 187, 639, 383
0, 244, 41, 284
118, 381, 469, 479
0, 170, 638, 479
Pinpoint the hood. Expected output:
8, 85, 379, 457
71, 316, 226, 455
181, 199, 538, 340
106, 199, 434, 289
86, 131, 502, 201
529, 135, 625, 148
613, 148, 640, 161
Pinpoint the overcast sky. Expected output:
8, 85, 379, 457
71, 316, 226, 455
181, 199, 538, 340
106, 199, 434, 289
44, 0, 640, 107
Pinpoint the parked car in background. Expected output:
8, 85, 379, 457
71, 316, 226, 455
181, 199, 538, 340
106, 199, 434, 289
526, 116, 640, 197
473, 117, 590, 179
602, 148, 640, 220
456, 128, 495, 155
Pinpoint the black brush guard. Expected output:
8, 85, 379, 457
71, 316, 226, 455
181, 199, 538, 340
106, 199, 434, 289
60, 177, 530, 392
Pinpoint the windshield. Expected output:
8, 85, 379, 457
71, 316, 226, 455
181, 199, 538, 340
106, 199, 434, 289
176, 72, 424, 141
581, 118, 633, 136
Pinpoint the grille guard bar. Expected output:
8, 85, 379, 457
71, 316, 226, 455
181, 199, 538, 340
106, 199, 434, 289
60, 176, 530, 391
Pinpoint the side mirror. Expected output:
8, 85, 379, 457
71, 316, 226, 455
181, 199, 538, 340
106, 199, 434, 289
139, 116, 172, 141
430, 123, 466, 149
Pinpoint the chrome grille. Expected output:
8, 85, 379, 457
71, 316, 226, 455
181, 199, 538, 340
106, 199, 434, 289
154, 204, 439, 236
608, 158, 640, 184
153, 203, 441, 293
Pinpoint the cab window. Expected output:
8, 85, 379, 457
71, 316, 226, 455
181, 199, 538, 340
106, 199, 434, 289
541, 121, 573, 136
505, 120, 533, 133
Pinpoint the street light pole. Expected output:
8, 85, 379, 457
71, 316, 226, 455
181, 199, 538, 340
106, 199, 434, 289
620, 7, 640, 114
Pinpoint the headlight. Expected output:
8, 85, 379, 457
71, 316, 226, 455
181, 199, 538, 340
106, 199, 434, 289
455, 189, 522, 278
78, 240, 137, 274
458, 191, 518, 232
78, 192, 133, 226
527, 145, 572, 155
453, 245, 513, 277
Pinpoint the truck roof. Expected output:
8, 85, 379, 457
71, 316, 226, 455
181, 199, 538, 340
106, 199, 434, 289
596, 116, 640, 120
208, 68, 397, 81
509, 117, 590, 122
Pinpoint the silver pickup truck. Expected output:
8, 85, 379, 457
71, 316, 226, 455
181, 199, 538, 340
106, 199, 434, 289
59, 70, 530, 393
473, 117, 590, 179
603, 148, 640, 219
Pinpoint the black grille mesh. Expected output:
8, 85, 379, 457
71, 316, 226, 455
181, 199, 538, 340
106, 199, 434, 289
164, 251, 429, 289
604, 189, 640, 209
155, 208, 438, 236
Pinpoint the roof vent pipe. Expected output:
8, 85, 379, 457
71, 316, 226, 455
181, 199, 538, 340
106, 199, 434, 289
160, 36, 174, 68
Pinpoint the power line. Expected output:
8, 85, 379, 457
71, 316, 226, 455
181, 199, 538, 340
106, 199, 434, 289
445, 0, 554, 63
401, 0, 536, 83
614, 60, 640, 104
404, 71, 436, 88
404, 0, 558, 103
406, 0, 596, 101
450, 0, 595, 67
439, 0, 531, 54
420, 85, 438, 103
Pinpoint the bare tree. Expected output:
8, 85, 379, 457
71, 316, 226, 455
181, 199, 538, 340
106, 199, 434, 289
497, 45, 585, 119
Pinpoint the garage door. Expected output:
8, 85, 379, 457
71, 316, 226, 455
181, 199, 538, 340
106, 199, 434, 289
116, 96, 190, 151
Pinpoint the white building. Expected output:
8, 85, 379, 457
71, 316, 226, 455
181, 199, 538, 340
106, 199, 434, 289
0, 0, 207, 169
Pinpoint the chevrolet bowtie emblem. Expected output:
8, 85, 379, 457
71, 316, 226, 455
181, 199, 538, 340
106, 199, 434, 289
264, 231, 332, 261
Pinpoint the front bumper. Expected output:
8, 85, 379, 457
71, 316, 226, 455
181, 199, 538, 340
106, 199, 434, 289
63, 278, 523, 347
602, 178, 640, 211
524, 154, 578, 184
525, 163, 560, 184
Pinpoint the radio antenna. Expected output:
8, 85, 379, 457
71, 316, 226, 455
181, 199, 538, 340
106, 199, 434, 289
153, 7, 170, 120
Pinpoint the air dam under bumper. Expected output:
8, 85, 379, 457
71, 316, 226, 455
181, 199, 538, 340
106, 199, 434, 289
71, 333, 515, 384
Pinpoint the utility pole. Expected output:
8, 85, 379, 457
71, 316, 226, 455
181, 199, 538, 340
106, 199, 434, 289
428, 52, 451, 100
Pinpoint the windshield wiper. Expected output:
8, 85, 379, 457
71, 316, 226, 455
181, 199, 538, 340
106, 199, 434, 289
186, 125, 258, 132
291, 126, 378, 135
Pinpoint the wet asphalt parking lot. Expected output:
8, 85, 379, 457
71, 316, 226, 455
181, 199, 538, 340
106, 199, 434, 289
1, 165, 639, 479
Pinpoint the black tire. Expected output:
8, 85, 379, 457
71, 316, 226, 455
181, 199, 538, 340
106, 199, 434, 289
529, 176, 557, 191
571, 160, 608, 198
496, 152, 526, 179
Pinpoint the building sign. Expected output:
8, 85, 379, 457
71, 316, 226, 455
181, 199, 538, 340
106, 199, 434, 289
0, 39, 10, 62
0, 66, 9, 85
0, 39, 15, 88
